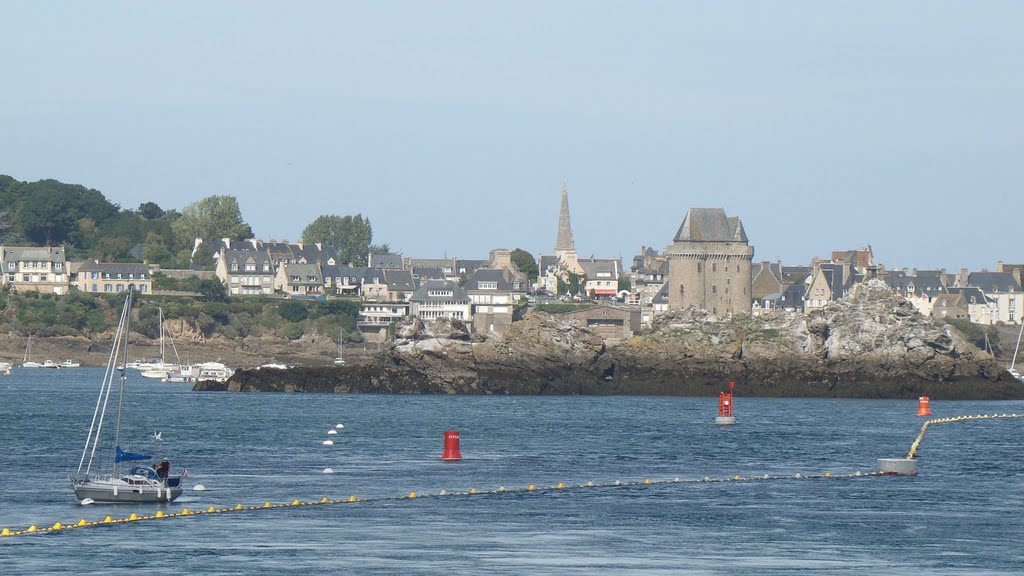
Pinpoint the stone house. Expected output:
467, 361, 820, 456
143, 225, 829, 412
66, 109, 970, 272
579, 258, 622, 299
930, 293, 968, 321
463, 268, 524, 336
322, 266, 388, 300
665, 208, 754, 316
945, 287, 993, 325
384, 269, 417, 302
1, 246, 69, 294
804, 262, 856, 313
216, 248, 275, 296
409, 279, 472, 323
556, 305, 637, 343
274, 263, 324, 298
76, 261, 152, 294
357, 301, 410, 342
966, 272, 1023, 324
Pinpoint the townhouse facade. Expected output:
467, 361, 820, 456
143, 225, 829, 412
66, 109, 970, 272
76, 261, 153, 294
1, 246, 69, 294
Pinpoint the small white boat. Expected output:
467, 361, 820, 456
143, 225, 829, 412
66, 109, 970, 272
166, 361, 234, 383
42, 360, 60, 369
60, 359, 81, 368
21, 336, 43, 368
0, 361, 12, 372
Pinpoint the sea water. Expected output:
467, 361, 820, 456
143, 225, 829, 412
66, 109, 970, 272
0, 368, 1021, 575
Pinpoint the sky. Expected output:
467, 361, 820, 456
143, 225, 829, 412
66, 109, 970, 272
1, 1, 1021, 272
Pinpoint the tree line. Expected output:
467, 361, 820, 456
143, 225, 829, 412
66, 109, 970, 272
0, 174, 384, 268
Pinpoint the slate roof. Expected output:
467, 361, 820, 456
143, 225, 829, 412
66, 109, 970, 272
463, 268, 517, 291
221, 249, 274, 274
368, 253, 404, 270
384, 269, 417, 292
323, 266, 385, 283
652, 282, 670, 304
578, 258, 620, 279
673, 208, 748, 243
281, 263, 322, 284
946, 287, 989, 305
3, 246, 66, 263
909, 270, 947, 297
77, 261, 150, 278
413, 267, 446, 281
410, 279, 470, 303
968, 272, 1022, 293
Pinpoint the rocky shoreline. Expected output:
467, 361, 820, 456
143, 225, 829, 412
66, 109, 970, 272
198, 281, 1024, 400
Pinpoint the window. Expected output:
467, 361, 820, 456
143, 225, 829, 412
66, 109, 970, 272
697, 263, 701, 273
91, 284, 97, 292
712, 285, 717, 294
712, 263, 717, 272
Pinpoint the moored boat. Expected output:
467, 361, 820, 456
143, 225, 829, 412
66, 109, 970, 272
70, 287, 187, 504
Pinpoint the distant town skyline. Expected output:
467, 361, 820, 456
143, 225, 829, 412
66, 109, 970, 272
1, 2, 1020, 271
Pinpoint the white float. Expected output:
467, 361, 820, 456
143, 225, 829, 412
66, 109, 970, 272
322, 467, 334, 474
327, 429, 337, 435
80, 498, 95, 506
323, 440, 334, 446
335, 424, 345, 429
193, 484, 207, 491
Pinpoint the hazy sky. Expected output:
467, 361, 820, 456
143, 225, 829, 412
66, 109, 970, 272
2, 1, 1021, 271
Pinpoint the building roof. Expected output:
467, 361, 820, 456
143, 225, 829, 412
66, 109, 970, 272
410, 279, 470, 303
280, 263, 322, 283
77, 261, 150, 276
578, 258, 620, 279
323, 266, 385, 282
221, 249, 274, 274
384, 269, 417, 292
368, 253, 404, 270
946, 287, 989, 305
463, 268, 517, 292
2, 246, 66, 262
412, 267, 446, 281
968, 272, 1022, 293
673, 208, 748, 243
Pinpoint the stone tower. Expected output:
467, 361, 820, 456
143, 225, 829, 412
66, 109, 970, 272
666, 208, 754, 316
554, 180, 583, 275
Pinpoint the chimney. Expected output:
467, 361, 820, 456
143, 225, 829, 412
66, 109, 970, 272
959, 268, 969, 287
997, 260, 1004, 272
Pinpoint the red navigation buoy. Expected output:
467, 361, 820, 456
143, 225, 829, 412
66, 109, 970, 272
917, 396, 931, 417
716, 381, 737, 425
441, 430, 462, 461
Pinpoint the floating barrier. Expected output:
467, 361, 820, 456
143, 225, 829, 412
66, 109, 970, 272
0, 470, 881, 538
877, 412, 1024, 475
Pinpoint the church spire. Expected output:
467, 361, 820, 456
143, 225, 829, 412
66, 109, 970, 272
555, 179, 575, 253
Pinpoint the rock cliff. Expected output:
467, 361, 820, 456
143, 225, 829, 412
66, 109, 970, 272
204, 280, 1024, 399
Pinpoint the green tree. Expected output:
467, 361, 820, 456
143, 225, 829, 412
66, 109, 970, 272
137, 202, 165, 219
171, 195, 253, 248
198, 278, 228, 302
510, 248, 539, 282
369, 243, 391, 255
618, 275, 632, 292
301, 214, 372, 265
278, 301, 308, 322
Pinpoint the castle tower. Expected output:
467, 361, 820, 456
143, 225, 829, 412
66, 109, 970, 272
666, 208, 754, 316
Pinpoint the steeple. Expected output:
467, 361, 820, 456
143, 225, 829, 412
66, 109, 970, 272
555, 179, 575, 254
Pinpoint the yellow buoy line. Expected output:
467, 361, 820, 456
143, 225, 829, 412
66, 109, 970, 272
0, 470, 882, 539
906, 413, 1023, 460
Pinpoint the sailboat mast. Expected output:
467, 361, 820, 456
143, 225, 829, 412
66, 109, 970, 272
1012, 321, 1024, 372
112, 287, 134, 475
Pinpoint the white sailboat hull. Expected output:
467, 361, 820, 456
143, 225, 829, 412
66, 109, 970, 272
72, 475, 183, 503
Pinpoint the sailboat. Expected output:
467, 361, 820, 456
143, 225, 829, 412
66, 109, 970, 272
21, 336, 43, 368
139, 308, 183, 379
1010, 321, 1024, 382
71, 287, 187, 503
334, 329, 346, 365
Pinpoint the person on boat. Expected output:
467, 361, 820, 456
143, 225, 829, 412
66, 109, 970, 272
155, 458, 170, 480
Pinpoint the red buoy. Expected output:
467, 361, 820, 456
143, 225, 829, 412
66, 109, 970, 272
917, 396, 931, 417
441, 430, 462, 461
716, 381, 736, 425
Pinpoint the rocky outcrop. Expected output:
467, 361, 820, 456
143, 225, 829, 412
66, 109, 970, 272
204, 280, 1024, 399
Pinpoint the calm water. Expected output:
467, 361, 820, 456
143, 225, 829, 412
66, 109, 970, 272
0, 368, 1021, 575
